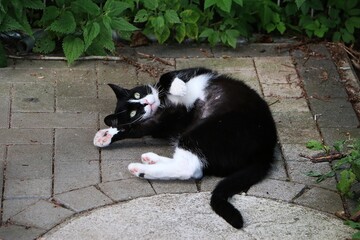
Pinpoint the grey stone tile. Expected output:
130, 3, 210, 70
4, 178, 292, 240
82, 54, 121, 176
0, 224, 45, 240
54, 186, 112, 212
14, 60, 68, 69
309, 98, 358, 128
287, 160, 337, 190
281, 143, 323, 161
150, 180, 198, 194
97, 61, 137, 85
0, 97, 10, 128
294, 187, 343, 214
0, 129, 53, 144
212, 43, 290, 57
54, 160, 100, 194
4, 178, 52, 199
268, 160, 288, 181
101, 159, 135, 182
6, 145, 52, 180
2, 198, 39, 222
137, 44, 213, 58
98, 178, 155, 201
267, 97, 310, 113
254, 56, 299, 84
56, 97, 114, 113
11, 200, 74, 230
57, 80, 97, 98
176, 58, 254, 71
262, 83, 304, 98
13, 82, 55, 112
0, 69, 58, 83
56, 68, 97, 82
199, 176, 222, 192
55, 128, 99, 162
247, 179, 306, 202
321, 127, 360, 146
12, 112, 97, 128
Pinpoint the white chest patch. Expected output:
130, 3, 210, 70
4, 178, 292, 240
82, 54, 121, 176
168, 74, 212, 109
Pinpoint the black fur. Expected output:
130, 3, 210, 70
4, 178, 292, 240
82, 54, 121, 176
104, 68, 277, 229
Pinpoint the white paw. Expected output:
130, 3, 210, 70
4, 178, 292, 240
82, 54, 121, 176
141, 152, 160, 164
169, 77, 187, 96
128, 163, 145, 178
93, 128, 119, 147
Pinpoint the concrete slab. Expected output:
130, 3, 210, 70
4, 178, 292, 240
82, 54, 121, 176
41, 193, 355, 240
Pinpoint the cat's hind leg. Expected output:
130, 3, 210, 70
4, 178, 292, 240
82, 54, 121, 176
129, 148, 204, 180
141, 152, 172, 165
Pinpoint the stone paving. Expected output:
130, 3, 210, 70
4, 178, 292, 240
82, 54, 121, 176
0, 43, 359, 239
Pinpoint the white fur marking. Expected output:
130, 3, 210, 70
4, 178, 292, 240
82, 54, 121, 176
128, 147, 203, 180
168, 74, 212, 109
169, 77, 187, 96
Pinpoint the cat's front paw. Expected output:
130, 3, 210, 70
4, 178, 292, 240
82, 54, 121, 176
93, 127, 119, 148
169, 77, 187, 96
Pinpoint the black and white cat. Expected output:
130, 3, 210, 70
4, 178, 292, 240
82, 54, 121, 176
93, 67, 277, 229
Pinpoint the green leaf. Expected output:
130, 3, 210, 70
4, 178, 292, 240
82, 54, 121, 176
152, 16, 165, 30
295, 0, 305, 8
175, 23, 186, 43
165, 10, 181, 24
305, 171, 323, 177
83, 22, 100, 50
180, 10, 200, 24
111, 17, 138, 32
144, 0, 158, 10
62, 36, 85, 65
33, 34, 56, 54
102, 15, 112, 31
277, 22, 286, 34
345, 17, 360, 34
208, 31, 220, 47
337, 169, 356, 196
199, 28, 215, 38
72, 0, 100, 16
204, 0, 217, 9
265, 23, 276, 33
39, 6, 60, 26
233, 0, 243, 7
0, 14, 24, 32
332, 31, 341, 42
306, 140, 324, 151
216, 0, 232, 13
341, 29, 355, 43
105, 1, 131, 17
49, 11, 76, 34
134, 9, 148, 23
23, 0, 44, 9
155, 26, 170, 44
352, 231, 360, 239
345, 220, 360, 230
97, 24, 115, 52
185, 23, 198, 39
259, 5, 273, 26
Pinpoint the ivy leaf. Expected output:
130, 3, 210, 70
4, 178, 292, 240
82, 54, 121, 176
39, 6, 60, 26
62, 36, 85, 65
33, 33, 56, 54
180, 10, 200, 24
337, 169, 356, 196
134, 9, 148, 23
23, 0, 44, 9
185, 23, 198, 39
72, 0, 100, 16
49, 11, 76, 34
175, 23, 186, 43
165, 10, 181, 24
306, 140, 324, 150
111, 17, 138, 32
83, 22, 100, 50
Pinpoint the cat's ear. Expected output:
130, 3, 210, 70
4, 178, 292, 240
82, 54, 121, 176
108, 84, 129, 99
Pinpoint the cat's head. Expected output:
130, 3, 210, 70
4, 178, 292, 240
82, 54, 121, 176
104, 84, 161, 128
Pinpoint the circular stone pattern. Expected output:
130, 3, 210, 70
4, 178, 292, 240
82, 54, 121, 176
41, 192, 355, 240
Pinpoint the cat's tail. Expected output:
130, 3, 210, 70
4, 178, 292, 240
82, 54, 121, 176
210, 163, 271, 229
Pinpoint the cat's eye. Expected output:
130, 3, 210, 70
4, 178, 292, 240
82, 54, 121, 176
134, 92, 140, 99
130, 110, 137, 118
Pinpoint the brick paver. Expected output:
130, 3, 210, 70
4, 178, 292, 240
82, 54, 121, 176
0, 43, 359, 239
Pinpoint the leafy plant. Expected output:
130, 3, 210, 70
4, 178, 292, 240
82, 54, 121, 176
35, 0, 138, 64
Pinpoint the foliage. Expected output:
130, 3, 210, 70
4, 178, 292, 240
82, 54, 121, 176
305, 139, 360, 239
0, 0, 360, 65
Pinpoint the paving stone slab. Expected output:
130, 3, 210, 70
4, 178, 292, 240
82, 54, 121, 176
96, 61, 137, 85
286, 160, 337, 190
137, 44, 213, 58
6, 145, 52, 180
267, 97, 310, 113
212, 43, 290, 57
54, 186, 113, 212
12, 112, 98, 129
321, 127, 360, 146
56, 79, 97, 98
55, 128, 99, 162
98, 178, 155, 201
247, 179, 306, 202
56, 97, 114, 113
176, 58, 255, 72
0, 129, 53, 144
309, 98, 358, 128
2, 198, 39, 222
10, 200, 74, 230
0, 69, 58, 83
199, 176, 222, 192
150, 180, 198, 194
12, 82, 55, 112
54, 160, 100, 194
4, 178, 52, 199
0, 224, 46, 240
0, 97, 10, 128
268, 160, 288, 181
281, 143, 323, 162
293, 187, 343, 214
101, 159, 136, 182
13, 60, 69, 69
